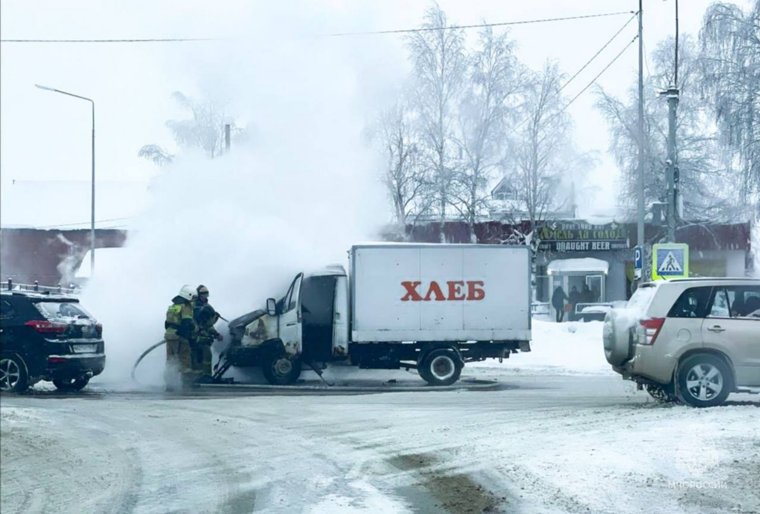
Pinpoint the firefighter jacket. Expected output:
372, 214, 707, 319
193, 300, 221, 345
164, 300, 197, 343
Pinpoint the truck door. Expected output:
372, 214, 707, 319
300, 275, 336, 362
278, 273, 303, 355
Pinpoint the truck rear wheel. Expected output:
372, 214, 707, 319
419, 349, 462, 386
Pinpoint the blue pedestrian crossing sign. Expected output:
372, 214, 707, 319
651, 243, 689, 280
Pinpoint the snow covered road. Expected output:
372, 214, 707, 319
2, 373, 758, 514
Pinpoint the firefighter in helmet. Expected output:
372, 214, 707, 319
192, 284, 223, 380
164, 284, 198, 390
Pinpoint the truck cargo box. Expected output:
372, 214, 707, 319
350, 244, 531, 343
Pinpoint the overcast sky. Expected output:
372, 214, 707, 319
0, 0, 751, 228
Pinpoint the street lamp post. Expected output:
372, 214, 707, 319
35, 84, 96, 274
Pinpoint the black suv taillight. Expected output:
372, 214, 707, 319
25, 320, 67, 334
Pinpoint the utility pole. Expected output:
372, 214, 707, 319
224, 123, 231, 153
661, 0, 680, 243
664, 88, 678, 242
636, 0, 645, 254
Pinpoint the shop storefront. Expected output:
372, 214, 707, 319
534, 221, 630, 303
405, 220, 752, 306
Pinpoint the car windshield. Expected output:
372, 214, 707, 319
34, 301, 92, 321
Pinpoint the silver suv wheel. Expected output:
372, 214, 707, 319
685, 363, 723, 400
677, 354, 732, 407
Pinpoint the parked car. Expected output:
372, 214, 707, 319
603, 278, 760, 407
0, 291, 105, 393
577, 301, 628, 322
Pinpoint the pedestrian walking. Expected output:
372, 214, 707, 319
551, 285, 569, 322
568, 286, 580, 321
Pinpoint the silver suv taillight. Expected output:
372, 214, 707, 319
637, 318, 665, 345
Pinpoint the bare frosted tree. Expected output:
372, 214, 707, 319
597, 36, 732, 221
596, 71, 665, 218
407, 5, 467, 242
700, 1, 760, 216
139, 91, 244, 164
503, 62, 571, 235
452, 27, 522, 242
377, 99, 431, 227
137, 144, 174, 166
166, 92, 235, 158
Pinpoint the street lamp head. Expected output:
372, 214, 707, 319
35, 83, 56, 92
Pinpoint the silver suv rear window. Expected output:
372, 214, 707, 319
627, 284, 659, 314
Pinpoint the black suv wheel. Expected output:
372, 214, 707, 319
0, 354, 29, 393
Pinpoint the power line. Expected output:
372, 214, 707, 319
563, 35, 638, 111
559, 12, 638, 92
323, 11, 635, 37
0, 37, 218, 44
33, 217, 132, 229
1, 10, 636, 44
513, 35, 638, 134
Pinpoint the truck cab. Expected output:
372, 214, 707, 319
225, 267, 349, 384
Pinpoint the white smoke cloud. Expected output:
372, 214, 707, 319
79, 3, 398, 388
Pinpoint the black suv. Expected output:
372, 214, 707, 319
0, 291, 105, 392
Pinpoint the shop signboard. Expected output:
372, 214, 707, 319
536, 222, 629, 252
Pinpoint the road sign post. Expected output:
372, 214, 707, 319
634, 245, 643, 280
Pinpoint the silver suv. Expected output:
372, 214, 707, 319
604, 278, 760, 407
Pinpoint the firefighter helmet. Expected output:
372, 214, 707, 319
177, 284, 197, 301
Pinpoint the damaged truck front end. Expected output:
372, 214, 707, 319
217, 269, 350, 385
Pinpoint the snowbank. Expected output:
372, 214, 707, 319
471, 319, 610, 375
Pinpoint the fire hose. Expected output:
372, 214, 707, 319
131, 307, 229, 383
131, 338, 233, 384
130, 340, 166, 382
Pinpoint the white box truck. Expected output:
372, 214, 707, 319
219, 244, 531, 386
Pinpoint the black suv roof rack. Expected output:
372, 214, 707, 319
3, 279, 79, 296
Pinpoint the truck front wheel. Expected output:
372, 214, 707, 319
419, 349, 462, 386
262, 355, 302, 385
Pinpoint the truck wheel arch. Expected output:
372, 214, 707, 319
417, 343, 464, 367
